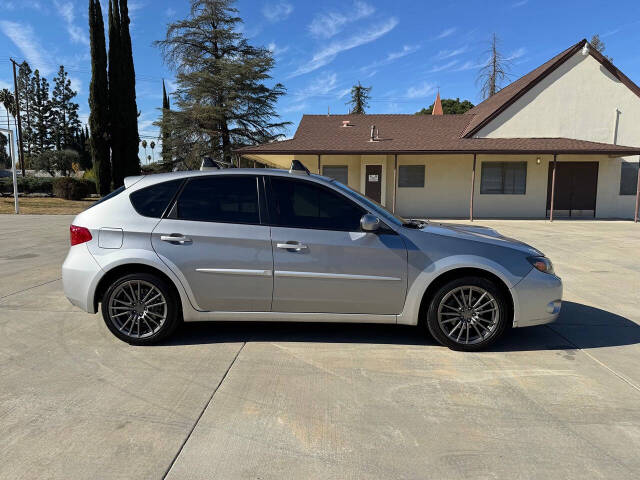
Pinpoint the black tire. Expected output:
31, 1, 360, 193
425, 276, 509, 351
101, 273, 180, 345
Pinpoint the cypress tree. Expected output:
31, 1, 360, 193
161, 80, 171, 164
119, 0, 140, 177
89, 0, 112, 194
108, 0, 123, 187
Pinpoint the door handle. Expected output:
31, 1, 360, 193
276, 242, 308, 251
160, 234, 192, 244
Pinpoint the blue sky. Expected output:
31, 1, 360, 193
1, 0, 640, 153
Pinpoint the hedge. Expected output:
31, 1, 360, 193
52, 177, 97, 200
0, 177, 54, 194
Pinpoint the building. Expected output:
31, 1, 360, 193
237, 39, 640, 220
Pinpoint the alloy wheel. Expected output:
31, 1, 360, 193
107, 280, 167, 339
437, 285, 499, 345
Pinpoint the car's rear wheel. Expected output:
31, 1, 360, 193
426, 276, 509, 351
101, 273, 179, 345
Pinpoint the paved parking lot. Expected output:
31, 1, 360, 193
1, 215, 639, 479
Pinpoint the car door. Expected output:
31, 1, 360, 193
268, 176, 407, 315
151, 175, 273, 312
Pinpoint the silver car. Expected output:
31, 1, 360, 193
62, 163, 562, 351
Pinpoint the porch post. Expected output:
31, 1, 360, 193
635, 155, 640, 223
470, 153, 476, 221
392, 154, 398, 214
550, 154, 557, 222
317, 154, 321, 174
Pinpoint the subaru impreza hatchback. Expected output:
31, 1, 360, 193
62, 163, 562, 351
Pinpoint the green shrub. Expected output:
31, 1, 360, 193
0, 176, 54, 194
52, 177, 95, 200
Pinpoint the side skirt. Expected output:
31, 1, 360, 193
183, 311, 397, 324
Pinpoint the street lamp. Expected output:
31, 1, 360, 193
0, 128, 19, 214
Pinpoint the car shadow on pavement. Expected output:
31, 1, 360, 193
162, 301, 640, 352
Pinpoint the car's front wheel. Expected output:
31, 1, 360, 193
426, 276, 509, 351
101, 273, 180, 345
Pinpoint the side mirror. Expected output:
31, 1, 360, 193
360, 214, 381, 232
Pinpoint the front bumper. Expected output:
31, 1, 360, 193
62, 244, 102, 313
511, 267, 563, 328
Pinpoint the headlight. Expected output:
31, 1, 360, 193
528, 256, 554, 275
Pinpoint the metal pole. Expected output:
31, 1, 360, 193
1, 129, 19, 214
10, 59, 25, 177
550, 154, 557, 222
470, 153, 476, 221
392, 154, 398, 214
634, 155, 640, 223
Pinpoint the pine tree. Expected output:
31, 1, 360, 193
477, 33, 511, 99
155, 0, 288, 168
346, 82, 371, 114
108, 0, 124, 186
52, 65, 81, 150
31, 70, 54, 155
17, 62, 34, 160
160, 80, 171, 164
89, 0, 112, 194
119, 0, 140, 178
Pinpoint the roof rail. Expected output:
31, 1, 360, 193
289, 159, 310, 175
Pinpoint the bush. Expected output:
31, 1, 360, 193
52, 177, 96, 200
0, 176, 54, 194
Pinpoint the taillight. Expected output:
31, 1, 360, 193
70, 225, 92, 246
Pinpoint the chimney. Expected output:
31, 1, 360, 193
432, 91, 443, 116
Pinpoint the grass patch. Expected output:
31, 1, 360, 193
0, 196, 95, 215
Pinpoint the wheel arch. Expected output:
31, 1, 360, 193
93, 263, 182, 315
416, 267, 514, 327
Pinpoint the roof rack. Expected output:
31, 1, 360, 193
289, 159, 310, 175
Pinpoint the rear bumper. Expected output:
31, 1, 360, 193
62, 244, 102, 313
511, 268, 563, 328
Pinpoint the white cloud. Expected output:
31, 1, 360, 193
429, 60, 459, 73
453, 58, 489, 71
263, 2, 293, 22
54, 1, 89, 46
292, 72, 339, 101
267, 41, 289, 56
69, 76, 82, 95
406, 82, 436, 99
308, 1, 375, 39
435, 27, 456, 40
0, 21, 54, 75
506, 47, 526, 60
0, 79, 12, 91
290, 17, 399, 78
435, 46, 468, 60
387, 44, 420, 61
283, 102, 307, 113
512, 0, 528, 7
165, 7, 176, 17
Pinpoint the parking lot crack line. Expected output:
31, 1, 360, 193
0, 277, 61, 300
161, 341, 246, 480
547, 325, 640, 394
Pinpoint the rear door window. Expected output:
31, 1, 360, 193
176, 176, 260, 224
130, 179, 183, 218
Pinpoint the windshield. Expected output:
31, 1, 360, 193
330, 180, 408, 227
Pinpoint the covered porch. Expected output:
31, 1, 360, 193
238, 152, 640, 221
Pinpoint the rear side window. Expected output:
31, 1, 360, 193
176, 176, 260, 224
130, 179, 182, 218
270, 177, 364, 231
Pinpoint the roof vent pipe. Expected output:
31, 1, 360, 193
370, 125, 375, 141
581, 43, 589, 56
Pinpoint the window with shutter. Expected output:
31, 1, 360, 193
398, 165, 425, 188
480, 162, 527, 194
620, 162, 639, 195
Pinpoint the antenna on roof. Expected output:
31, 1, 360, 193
327, 106, 330, 116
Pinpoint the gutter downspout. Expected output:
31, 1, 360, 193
550, 154, 557, 222
470, 153, 476, 221
317, 154, 321, 174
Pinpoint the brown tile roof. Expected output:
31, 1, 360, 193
237, 114, 640, 155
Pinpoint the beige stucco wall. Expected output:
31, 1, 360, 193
242, 151, 635, 219
473, 51, 639, 218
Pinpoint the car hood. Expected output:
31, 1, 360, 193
418, 221, 543, 256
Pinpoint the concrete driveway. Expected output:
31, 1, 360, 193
1, 215, 639, 479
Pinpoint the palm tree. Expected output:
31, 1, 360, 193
150, 141, 155, 162
141, 140, 147, 164
0, 88, 16, 132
